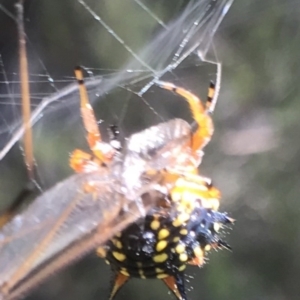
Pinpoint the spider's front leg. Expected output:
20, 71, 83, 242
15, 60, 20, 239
156, 81, 215, 155
155, 81, 220, 210
70, 67, 116, 173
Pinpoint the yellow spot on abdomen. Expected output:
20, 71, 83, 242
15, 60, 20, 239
112, 238, 123, 249
156, 240, 168, 252
139, 269, 146, 279
158, 229, 170, 240
153, 253, 168, 263
155, 267, 164, 274
180, 229, 188, 235
179, 253, 188, 262
178, 265, 186, 271
172, 217, 183, 227
175, 244, 186, 254
112, 251, 126, 262
151, 220, 160, 230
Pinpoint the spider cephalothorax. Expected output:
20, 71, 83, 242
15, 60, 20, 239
71, 67, 233, 300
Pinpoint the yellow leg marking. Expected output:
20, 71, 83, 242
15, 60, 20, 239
206, 81, 216, 111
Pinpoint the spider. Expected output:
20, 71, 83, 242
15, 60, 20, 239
0, 67, 232, 300
70, 67, 233, 300
0, 3, 233, 298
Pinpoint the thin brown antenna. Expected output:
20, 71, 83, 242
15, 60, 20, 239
16, 0, 34, 180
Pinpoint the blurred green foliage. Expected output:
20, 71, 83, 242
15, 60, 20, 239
0, 0, 300, 300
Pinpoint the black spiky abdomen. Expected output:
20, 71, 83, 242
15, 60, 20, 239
100, 204, 231, 279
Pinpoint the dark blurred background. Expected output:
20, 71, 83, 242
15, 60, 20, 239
0, 0, 300, 300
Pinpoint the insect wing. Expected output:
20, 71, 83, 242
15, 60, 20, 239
118, 119, 193, 201
0, 171, 147, 299
124, 119, 193, 170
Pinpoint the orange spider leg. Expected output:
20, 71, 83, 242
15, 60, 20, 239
70, 149, 102, 173
156, 81, 216, 153
73, 67, 115, 165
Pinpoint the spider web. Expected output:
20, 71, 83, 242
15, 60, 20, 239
0, 0, 233, 192
0, 1, 233, 299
